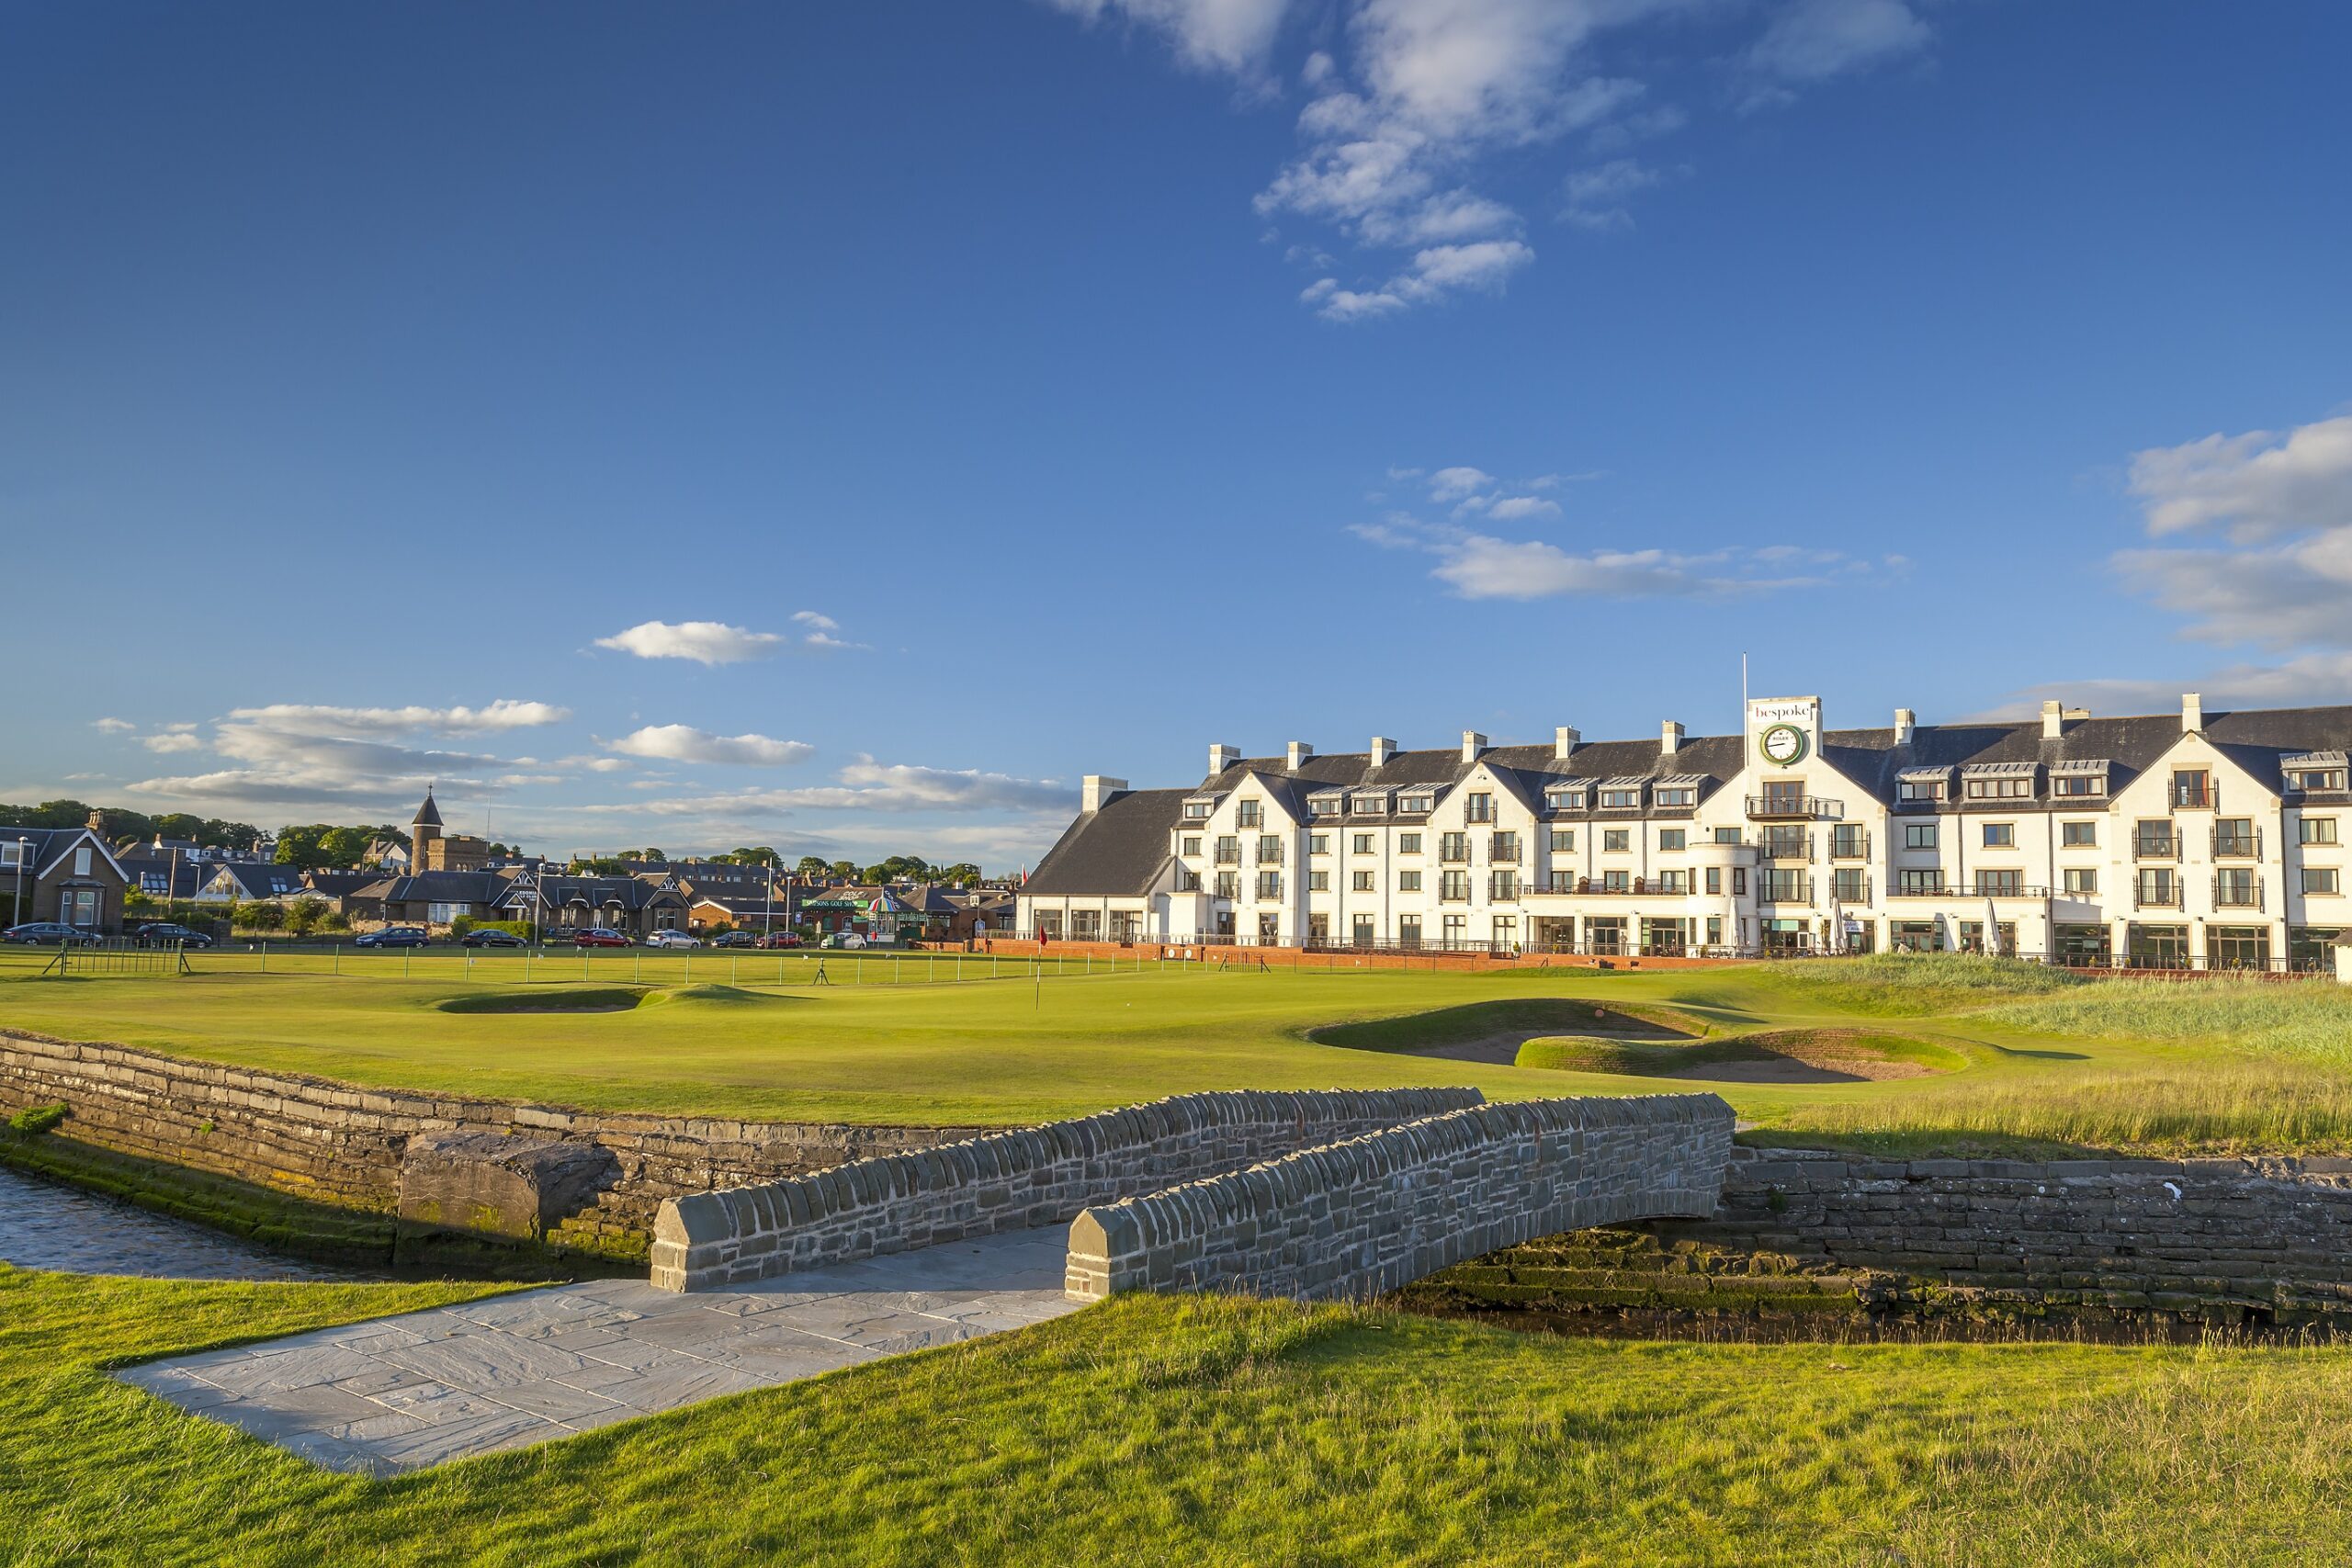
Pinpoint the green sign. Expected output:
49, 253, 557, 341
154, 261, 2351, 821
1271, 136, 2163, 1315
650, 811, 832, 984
1758, 723, 1809, 767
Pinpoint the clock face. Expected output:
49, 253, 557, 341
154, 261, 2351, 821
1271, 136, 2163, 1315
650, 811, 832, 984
1759, 724, 1808, 767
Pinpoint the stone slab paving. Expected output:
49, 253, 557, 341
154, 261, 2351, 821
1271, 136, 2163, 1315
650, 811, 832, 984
117, 1225, 1081, 1474
0, 1167, 348, 1281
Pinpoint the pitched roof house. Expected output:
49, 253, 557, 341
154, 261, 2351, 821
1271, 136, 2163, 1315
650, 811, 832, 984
0, 823, 130, 931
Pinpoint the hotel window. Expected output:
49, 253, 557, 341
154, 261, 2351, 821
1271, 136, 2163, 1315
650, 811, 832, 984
1352, 833, 1375, 854
1464, 792, 1495, 823
1181, 836, 1202, 856
1351, 870, 1375, 892
2303, 867, 2342, 895
1257, 834, 1283, 863
1442, 914, 1467, 946
1214, 836, 1239, 864
1237, 800, 1261, 828
1898, 779, 1946, 802
1965, 775, 2033, 800
1833, 867, 1868, 902
1654, 870, 1686, 894
1440, 832, 1469, 862
1603, 829, 1630, 852
1307, 834, 1329, 855
1603, 870, 1630, 893
1549, 829, 1575, 852
1715, 827, 1742, 845
1899, 869, 1944, 894
2215, 868, 2259, 907
1398, 794, 1433, 814
2063, 868, 2098, 896
1979, 870, 2023, 896
1183, 801, 1211, 819
1489, 831, 1521, 863
1214, 872, 1238, 899
1347, 914, 1372, 945
1309, 797, 1340, 818
1759, 868, 1806, 902
1178, 869, 1201, 891
2171, 770, 2211, 809
2062, 820, 2098, 848
1493, 916, 1518, 948
2136, 868, 2177, 907
2291, 769, 2349, 792
1705, 867, 1723, 895
1658, 829, 1686, 852
1070, 911, 1101, 940
1656, 787, 1696, 807
2053, 774, 2105, 797
2214, 818, 2258, 858
1732, 868, 1747, 896
1763, 826, 1808, 859
1397, 870, 1422, 893
1398, 832, 1422, 854
1831, 824, 1868, 858
1398, 914, 1422, 947
1983, 822, 2016, 849
1905, 823, 1939, 851
1491, 870, 1520, 900
1308, 871, 1329, 892
2301, 818, 2339, 846
1256, 872, 1283, 900
1441, 871, 1470, 901
1706, 916, 1724, 947
1600, 788, 1640, 810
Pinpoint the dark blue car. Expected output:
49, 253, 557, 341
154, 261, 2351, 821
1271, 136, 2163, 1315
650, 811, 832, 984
355, 926, 429, 948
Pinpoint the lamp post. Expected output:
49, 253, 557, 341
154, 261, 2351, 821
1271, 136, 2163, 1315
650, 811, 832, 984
12, 836, 27, 930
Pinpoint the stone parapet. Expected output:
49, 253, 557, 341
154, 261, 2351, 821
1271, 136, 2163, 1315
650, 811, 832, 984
1063, 1093, 1735, 1303
650, 1088, 1483, 1292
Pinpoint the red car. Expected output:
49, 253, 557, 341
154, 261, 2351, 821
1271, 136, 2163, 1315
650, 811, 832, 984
571, 928, 631, 948
755, 931, 803, 950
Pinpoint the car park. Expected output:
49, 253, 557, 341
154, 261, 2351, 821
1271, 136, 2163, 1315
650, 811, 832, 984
755, 931, 804, 949
710, 931, 758, 949
819, 931, 865, 950
354, 927, 430, 948
572, 928, 630, 948
132, 922, 215, 948
645, 930, 698, 950
458, 929, 527, 948
2, 922, 101, 945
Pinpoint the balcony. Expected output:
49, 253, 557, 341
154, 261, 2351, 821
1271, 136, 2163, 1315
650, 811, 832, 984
1532, 875, 1693, 897
2133, 886, 2182, 910
2211, 829, 2263, 860
2132, 835, 2180, 862
1487, 838, 1521, 864
2212, 875, 2264, 911
1758, 831, 1814, 862
1827, 833, 1871, 860
1746, 794, 1843, 820
1886, 882, 2052, 899
1213, 850, 1241, 866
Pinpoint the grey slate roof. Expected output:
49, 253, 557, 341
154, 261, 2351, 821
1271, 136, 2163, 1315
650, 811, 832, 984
1024, 787, 1190, 896
412, 791, 443, 829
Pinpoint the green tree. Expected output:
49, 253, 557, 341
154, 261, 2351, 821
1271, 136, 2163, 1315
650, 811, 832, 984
231, 900, 283, 931
274, 826, 332, 871
318, 826, 376, 867
797, 856, 832, 880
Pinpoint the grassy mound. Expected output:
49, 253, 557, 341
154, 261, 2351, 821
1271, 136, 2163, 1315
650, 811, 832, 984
433, 987, 650, 1015
1517, 1028, 1966, 1082
645, 983, 785, 1007
1987, 979, 2352, 1065
1313, 998, 1708, 1055
1758, 953, 2090, 1016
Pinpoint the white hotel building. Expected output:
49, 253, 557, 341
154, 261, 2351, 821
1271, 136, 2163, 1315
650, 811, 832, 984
1015, 694, 2352, 972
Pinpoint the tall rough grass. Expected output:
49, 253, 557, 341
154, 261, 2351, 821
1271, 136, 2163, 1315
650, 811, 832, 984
1757, 953, 2090, 1016
1988, 978, 2352, 1066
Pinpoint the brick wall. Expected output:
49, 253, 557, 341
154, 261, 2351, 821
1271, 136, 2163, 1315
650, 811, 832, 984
1677, 1147, 2352, 1323
0, 1031, 978, 1256
650, 1088, 1483, 1292
1064, 1093, 1736, 1303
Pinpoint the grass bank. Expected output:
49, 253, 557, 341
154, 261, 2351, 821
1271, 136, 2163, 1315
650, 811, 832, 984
11, 1267, 2352, 1564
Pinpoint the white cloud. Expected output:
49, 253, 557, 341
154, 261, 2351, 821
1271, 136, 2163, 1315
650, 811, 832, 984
2115, 412, 2352, 648
1744, 0, 1932, 96
791, 610, 839, 632
223, 700, 570, 735
1354, 503, 1839, 603
1561, 157, 1664, 231
627, 756, 1072, 820
141, 731, 204, 754
1486, 495, 1562, 521
1985, 652, 2352, 721
91, 717, 134, 734
1038, 0, 1292, 75
1427, 466, 1495, 502
604, 726, 818, 767
557, 754, 633, 774
594, 620, 786, 665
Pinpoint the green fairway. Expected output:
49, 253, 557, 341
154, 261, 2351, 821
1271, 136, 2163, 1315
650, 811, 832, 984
6, 950, 2352, 1150
9, 1265, 2351, 1566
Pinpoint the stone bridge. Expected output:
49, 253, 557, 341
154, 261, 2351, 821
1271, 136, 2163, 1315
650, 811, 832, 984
652, 1089, 1736, 1303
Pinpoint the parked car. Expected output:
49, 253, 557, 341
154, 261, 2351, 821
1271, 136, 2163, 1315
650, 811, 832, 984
644, 930, 698, 950
819, 931, 865, 950
2, 922, 100, 946
355, 926, 429, 948
132, 922, 215, 949
755, 931, 804, 950
710, 931, 758, 949
572, 928, 630, 948
458, 929, 527, 949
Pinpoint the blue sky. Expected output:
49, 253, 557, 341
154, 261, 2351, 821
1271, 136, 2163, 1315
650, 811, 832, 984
5, 0, 2349, 868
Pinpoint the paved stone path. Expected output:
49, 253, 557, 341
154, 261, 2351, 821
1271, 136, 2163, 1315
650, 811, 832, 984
118, 1225, 1081, 1474
0, 1167, 348, 1281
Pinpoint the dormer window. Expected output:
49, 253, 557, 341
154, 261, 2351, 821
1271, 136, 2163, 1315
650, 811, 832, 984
2292, 769, 2348, 792
1237, 800, 1261, 828
1600, 788, 1640, 810
1182, 800, 1212, 819
1464, 792, 1495, 823
1308, 796, 1341, 818
1397, 792, 1434, 814
1655, 787, 1695, 807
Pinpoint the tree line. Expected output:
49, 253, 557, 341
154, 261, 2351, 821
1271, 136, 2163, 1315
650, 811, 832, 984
0, 800, 264, 852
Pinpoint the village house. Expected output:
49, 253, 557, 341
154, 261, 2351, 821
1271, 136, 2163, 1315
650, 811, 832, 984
1, 818, 130, 931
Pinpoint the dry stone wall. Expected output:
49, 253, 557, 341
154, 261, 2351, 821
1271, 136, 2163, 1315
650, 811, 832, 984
650, 1088, 1482, 1292
1064, 1093, 1736, 1303
0, 1031, 978, 1256
1680, 1147, 2352, 1323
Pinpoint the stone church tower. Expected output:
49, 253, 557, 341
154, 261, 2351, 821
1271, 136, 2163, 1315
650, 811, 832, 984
411, 787, 443, 874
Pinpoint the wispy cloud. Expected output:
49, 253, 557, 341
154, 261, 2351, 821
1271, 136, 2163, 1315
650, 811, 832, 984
1740, 0, 1933, 110
91, 717, 134, 734
594, 620, 786, 665
603, 726, 817, 767
223, 700, 570, 735
1983, 651, 2352, 721
792, 609, 870, 650
629, 756, 1072, 818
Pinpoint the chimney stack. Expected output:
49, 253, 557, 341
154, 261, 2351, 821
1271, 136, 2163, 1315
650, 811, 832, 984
1369, 736, 1397, 767
2182, 693, 2204, 734
1461, 730, 1487, 764
1894, 707, 1917, 746
2041, 699, 2064, 740
1554, 726, 1580, 760
1286, 739, 1314, 771
1660, 720, 1684, 756
1208, 743, 1239, 775
1080, 774, 1126, 814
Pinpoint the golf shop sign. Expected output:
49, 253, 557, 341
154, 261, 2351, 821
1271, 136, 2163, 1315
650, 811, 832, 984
1747, 697, 1822, 769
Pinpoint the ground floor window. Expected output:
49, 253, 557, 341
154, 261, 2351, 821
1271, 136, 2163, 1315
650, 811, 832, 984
1531, 917, 1575, 953
1761, 918, 1807, 956
1704, 915, 1724, 949
1586, 917, 1626, 957
2053, 922, 2110, 967
1492, 916, 1518, 952
2290, 926, 2343, 973
1640, 917, 1688, 957
1958, 920, 2017, 955
1214, 910, 1233, 937
2209, 924, 2271, 972
1309, 914, 1330, 945
2127, 923, 2188, 969
1258, 913, 1279, 944
61, 889, 100, 929
1442, 913, 1467, 950
1035, 910, 1064, 939
1111, 910, 1142, 942
426, 901, 470, 925
1889, 919, 1941, 953
1397, 914, 1421, 949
